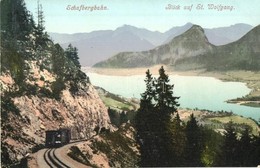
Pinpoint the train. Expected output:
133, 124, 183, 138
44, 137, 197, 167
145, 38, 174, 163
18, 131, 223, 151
45, 128, 71, 147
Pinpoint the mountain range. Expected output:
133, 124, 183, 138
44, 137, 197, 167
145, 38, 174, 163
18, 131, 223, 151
94, 24, 260, 71
49, 23, 253, 66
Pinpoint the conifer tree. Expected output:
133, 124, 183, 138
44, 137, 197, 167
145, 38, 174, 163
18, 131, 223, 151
0, 0, 34, 82
139, 69, 154, 110
65, 44, 81, 68
238, 127, 252, 166
152, 66, 180, 166
36, 0, 44, 33
216, 121, 239, 166
174, 112, 182, 126
136, 67, 180, 167
51, 44, 66, 76
169, 113, 186, 166
135, 69, 159, 166
35, 0, 46, 46
251, 134, 260, 166
64, 44, 86, 93
185, 113, 203, 166
1, 0, 34, 44
154, 66, 179, 117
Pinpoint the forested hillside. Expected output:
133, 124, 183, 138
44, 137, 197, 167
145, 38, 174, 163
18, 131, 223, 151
135, 67, 260, 167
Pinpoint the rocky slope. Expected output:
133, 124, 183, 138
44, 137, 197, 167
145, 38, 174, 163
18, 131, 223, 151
1, 63, 111, 165
0, 1, 111, 165
67, 123, 139, 168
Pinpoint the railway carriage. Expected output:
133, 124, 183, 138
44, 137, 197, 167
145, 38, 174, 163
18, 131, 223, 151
45, 128, 71, 147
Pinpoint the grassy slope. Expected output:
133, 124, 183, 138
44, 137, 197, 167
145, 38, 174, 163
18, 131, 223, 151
178, 109, 259, 135
99, 95, 135, 111
95, 86, 139, 111
208, 115, 259, 135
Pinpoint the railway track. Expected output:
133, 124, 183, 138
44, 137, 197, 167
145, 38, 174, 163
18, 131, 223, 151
43, 148, 70, 168
42, 138, 93, 167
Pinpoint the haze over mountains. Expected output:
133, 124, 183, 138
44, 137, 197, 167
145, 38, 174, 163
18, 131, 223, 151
94, 24, 260, 71
94, 25, 213, 68
49, 23, 253, 66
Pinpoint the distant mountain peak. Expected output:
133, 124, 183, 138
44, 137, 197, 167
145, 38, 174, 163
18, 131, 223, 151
187, 25, 204, 33
231, 23, 252, 27
116, 24, 138, 31
190, 24, 204, 32
169, 24, 208, 44
122, 24, 135, 28
184, 22, 194, 26
49, 23, 253, 66
94, 24, 214, 68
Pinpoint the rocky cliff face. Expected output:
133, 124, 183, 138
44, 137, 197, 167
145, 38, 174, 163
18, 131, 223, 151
1, 70, 111, 163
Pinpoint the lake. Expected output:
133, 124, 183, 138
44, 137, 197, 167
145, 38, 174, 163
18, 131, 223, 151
86, 72, 260, 120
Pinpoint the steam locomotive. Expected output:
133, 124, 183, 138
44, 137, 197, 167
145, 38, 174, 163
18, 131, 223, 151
45, 129, 71, 147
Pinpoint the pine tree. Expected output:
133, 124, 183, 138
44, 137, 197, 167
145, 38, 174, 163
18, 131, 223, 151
174, 112, 182, 126
216, 121, 239, 166
35, 0, 48, 47
184, 113, 203, 166
65, 44, 81, 68
139, 70, 154, 110
169, 113, 186, 166
238, 127, 252, 166
0, 0, 34, 83
152, 66, 180, 166
135, 67, 180, 167
201, 127, 223, 167
51, 44, 66, 75
1, 0, 33, 41
154, 66, 179, 117
251, 134, 260, 166
36, 0, 44, 33
135, 69, 159, 166
64, 44, 86, 93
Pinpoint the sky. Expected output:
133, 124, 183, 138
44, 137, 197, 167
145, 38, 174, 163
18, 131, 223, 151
24, 0, 260, 34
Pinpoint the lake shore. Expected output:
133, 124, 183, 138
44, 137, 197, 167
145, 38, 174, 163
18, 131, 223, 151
83, 65, 205, 76
84, 66, 260, 108
94, 83, 260, 135
177, 108, 259, 135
